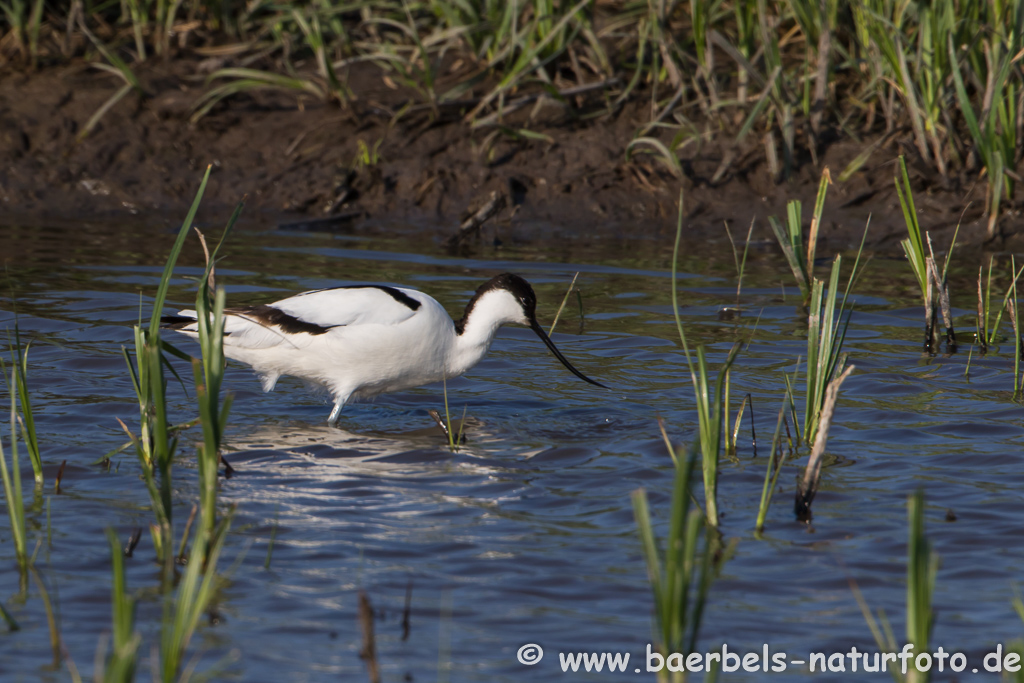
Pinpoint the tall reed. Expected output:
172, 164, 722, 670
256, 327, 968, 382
121, 166, 211, 582
0, 362, 28, 578
671, 191, 739, 527
6, 327, 42, 485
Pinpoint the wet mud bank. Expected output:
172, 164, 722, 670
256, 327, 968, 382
0, 59, 1016, 252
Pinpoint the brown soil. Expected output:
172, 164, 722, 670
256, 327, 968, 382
0, 58, 1016, 251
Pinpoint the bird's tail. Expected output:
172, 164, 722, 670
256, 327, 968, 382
160, 313, 197, 330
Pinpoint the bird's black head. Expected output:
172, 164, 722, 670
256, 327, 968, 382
457, 272, 607, 389
482, 273, 538, 319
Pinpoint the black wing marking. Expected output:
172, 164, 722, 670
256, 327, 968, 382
225, 305, 340, 335
298, 285, 421, 311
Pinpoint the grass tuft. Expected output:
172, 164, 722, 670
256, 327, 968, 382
769, 168, 830, 305
632, 444, 728, 682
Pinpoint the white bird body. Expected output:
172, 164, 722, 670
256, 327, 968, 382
164, 273, 604, 425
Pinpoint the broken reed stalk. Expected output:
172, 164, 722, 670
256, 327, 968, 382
124, 528, 142, 557
926, 232, 957, 351
795, 365, 855, 521
896, 156, 960, 353
1011, 256, 1023, 399
359, 591, 381, 683
445, 191, 505, 248
549, 271, 580, 335
264, 509, 279, 569
924, 262, 936, 353
924, 253, 955, 351
977, 265, 988, 354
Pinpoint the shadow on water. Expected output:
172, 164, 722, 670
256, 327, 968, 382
2, 217, 1024, 680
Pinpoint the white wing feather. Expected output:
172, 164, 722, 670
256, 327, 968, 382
274, 287, 421, 327
171, 287, 425, 352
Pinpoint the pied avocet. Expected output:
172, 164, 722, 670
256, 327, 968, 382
163, 273, 606, 425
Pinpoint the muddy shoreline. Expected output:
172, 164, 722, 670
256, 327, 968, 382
0, 59, 1015, 252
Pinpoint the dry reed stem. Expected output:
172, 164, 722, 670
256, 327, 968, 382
446, 191, 505, 248
977, 266, 987, 352
796, 364, 855, 520
924, 257, 936, 353
359, 591, 380, 683
926, 254, 954, 348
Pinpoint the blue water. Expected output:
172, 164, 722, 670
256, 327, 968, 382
1, 219, 1022, 681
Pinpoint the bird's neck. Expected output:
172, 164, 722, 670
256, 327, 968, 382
449, 302, 504, 377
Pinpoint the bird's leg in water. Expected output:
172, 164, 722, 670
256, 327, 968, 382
327, 402, 344, 427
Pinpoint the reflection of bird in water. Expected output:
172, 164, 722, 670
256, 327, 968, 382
164, 273, 606, 426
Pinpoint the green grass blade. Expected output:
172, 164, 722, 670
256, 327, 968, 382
149, 166, 212, 334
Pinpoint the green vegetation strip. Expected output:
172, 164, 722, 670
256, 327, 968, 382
2, 0, 1021, 228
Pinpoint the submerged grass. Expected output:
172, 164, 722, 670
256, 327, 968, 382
853, 490, 936, 683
